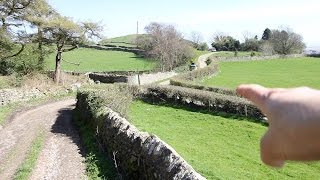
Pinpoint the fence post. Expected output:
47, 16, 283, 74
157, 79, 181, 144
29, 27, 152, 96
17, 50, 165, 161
244, 105, 248, 117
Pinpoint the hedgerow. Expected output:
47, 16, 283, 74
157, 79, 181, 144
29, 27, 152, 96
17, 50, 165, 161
143, 85, 263, 119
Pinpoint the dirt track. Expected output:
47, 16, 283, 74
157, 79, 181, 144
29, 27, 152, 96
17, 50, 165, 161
0, 99, 86, 180
197, 52, 216, 68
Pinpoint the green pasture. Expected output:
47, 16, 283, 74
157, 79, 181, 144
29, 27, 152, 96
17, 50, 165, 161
202, 57, 320, 89
45, 48, 156, 72
130, 101, 320, 179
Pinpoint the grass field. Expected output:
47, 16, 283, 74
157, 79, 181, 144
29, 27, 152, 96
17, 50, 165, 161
212, 51, 261, 57
202, 57, 320, 89
45, 48, 156, 72
130, 101, 320, 179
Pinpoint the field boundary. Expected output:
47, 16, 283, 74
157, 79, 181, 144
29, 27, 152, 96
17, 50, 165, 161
143, 85, 264, 120
75, 91, 205, 179
81, 45, 145, 55
215, 53, 304, 62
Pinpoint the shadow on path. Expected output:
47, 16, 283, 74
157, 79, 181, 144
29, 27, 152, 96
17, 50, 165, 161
50, 104, 85, 157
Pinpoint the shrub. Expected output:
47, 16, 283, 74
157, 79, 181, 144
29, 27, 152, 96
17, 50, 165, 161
234, 51, 238, 57
205, 57, 212, 65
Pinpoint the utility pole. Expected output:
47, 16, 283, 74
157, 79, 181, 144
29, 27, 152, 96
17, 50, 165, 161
136, 21, 139, 35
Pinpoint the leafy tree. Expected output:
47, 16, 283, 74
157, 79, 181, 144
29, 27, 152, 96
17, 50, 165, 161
270, 28, 305, 54
241, 38, 260, 51
211, 35, 240, 51
1, 0, 103, 79
24, 0, 56, 69
0, 0, 32, 61
262, 28, 271, 41
198, 42, 209, 51
42, 16, 102, 83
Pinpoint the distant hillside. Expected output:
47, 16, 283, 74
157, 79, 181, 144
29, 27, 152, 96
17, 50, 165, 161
100, 34, 193, 48
99, 34, 144, 47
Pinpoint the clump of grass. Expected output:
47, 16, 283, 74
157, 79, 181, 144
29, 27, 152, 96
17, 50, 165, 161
14, 132, 45, 180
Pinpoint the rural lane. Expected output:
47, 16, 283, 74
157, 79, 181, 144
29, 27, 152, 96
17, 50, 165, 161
0, 99, 87, 180
197, 52, 216, 68
158, 52, 216, 85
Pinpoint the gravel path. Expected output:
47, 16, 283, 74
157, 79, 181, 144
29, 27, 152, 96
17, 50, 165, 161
0, 99, 87, 180
158, 52, 216, 85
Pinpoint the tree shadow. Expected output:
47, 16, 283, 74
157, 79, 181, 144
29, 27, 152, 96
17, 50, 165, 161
50, 105, 86, 157
52, 104, 120, 179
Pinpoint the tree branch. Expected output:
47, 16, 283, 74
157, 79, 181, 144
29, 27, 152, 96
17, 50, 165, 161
62, 45, 78, 52
1, 43, 25, 60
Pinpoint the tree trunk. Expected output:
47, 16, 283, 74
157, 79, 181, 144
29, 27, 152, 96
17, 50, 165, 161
54, 49, 62, 84
37, 28, 44, 69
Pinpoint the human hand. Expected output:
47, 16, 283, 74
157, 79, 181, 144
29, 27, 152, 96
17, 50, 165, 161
236, 84, 320, 167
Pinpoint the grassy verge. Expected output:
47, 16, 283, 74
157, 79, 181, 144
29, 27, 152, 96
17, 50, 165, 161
129, 100, 320, 179
202, 57, 320, 89
45, 48, 156, 72
14, 132, 45, 180
74, 112, 119, 179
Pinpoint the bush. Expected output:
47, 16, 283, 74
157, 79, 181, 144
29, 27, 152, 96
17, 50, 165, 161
205, 57, 212, 65
234, 51, 238, 57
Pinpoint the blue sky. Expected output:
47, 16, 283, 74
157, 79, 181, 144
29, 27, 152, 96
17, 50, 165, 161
48, 0, 320, 48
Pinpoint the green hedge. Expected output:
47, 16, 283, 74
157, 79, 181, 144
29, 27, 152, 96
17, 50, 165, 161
170, 79, 237, 96
170, 63, 238, 96
143, 85, 264, 119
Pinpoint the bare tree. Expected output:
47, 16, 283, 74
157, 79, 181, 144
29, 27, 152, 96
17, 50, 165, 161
270, 27, 305, 54
137, 22, 193, 71
190, 31, 203, 45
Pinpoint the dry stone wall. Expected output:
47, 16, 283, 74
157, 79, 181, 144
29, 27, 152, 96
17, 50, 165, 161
89, 71, 177, 85
0, 88, 45, 106
216, 54, 304, 62
76, 92, 206, 180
